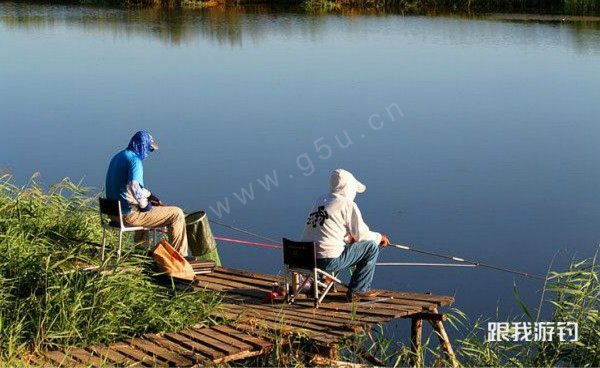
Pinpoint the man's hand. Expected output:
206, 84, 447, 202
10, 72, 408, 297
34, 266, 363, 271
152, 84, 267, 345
148, 193, 165, 206
380, 234, 389, 247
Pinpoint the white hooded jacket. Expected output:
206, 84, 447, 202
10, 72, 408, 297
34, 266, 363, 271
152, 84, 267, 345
301, 169, 382, 259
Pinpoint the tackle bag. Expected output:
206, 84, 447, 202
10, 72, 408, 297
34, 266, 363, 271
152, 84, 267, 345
151, 239, 195, 281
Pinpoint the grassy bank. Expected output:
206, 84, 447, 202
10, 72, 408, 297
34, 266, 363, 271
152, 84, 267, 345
0, 174, 220, 364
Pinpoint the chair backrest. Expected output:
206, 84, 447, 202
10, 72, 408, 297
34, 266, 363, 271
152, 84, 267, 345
99, 198, 123, 227
282, 238, 316, 270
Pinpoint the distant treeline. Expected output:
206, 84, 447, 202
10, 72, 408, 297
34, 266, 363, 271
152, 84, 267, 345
18, 0, 600, 13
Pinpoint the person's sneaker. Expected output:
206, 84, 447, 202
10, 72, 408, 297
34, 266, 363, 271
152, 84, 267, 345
346, 290, 381, 302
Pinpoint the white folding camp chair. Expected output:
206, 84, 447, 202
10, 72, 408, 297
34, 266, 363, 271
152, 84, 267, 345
98, 198, 163, 260
283, 238, 341, 308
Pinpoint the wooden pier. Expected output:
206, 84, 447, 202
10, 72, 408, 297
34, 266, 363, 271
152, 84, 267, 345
31, 266, 456, 367
196, 266, 457, 365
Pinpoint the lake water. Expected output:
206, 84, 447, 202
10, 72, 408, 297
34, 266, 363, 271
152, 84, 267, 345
2, 2, 600, 326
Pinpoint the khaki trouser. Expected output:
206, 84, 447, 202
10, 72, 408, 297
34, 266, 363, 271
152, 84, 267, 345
124, 206, 189, 256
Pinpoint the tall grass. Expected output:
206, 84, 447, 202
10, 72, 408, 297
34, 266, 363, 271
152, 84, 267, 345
0, 174, 220, 362
456, 252, 599, 367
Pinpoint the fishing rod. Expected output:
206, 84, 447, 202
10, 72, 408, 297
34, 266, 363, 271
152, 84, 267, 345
213, 236, 470, 267
389, 243, 546, 280
207, 220, 546, 279
377, 262, 475, 267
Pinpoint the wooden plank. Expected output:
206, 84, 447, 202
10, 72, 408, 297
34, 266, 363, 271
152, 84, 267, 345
67, 347, 105, 367
129, 338, 194, 366
111, 342, 158, 367
26, 355, 55, 368
162, 332, 225, 361
374, 289, 454, 305
224, 303, 351, 338
191, 327, 254, 351
178, 328, 240, 355
195, 274, 271, 293
217, 305, 350, 346
88, 345, 138, 367
43, 350, 78, 367
216, 266, 281, 283
373, 297, 439, 310
209, 325, 272, 351
237, 302, 364, 332
143, 334, 208, 364
233, 320, 337, 347
225, 304, 352, 341
194, 281, 267, 300
293, 299, 411, 319
220, 293, 368, 326
407, 312, 446, 321
207, 270, 278, 289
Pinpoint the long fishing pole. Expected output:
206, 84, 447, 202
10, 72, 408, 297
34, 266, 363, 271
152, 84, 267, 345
377, 262, 476, 267
213, 236, 472, 267
207, 220, 546, 279
389, 243, 546, 280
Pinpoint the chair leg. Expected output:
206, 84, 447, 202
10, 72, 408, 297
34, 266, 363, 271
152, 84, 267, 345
318, 282, 335, 305
289, 273, 311, 304
314, 269, 319, 308
117, 231, 123, 259
101, 228, 107, 261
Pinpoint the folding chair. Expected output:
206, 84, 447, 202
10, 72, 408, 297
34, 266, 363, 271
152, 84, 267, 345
98, 198, 163, 260
283, 238, 341, 308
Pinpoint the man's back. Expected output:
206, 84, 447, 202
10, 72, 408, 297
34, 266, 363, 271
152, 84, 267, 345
301, 193, 352, 259
105, 149, 143, 214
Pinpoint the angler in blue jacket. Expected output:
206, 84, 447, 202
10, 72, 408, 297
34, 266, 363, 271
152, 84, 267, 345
105, 130, 188, 256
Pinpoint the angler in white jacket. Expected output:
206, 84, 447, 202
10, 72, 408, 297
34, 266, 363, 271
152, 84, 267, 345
301, 169, 389, 302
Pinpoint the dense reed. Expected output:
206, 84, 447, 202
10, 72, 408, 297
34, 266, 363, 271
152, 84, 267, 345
0, 174, 220, 363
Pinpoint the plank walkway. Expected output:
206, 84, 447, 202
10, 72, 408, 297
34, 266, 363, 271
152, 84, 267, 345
29, 324, 272, 367
31, 266, 456, 367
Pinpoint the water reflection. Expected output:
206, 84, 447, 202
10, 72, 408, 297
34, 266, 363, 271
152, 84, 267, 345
1, 1, 600, 50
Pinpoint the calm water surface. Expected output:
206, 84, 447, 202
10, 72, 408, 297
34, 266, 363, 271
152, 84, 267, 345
2, 2, 600, 327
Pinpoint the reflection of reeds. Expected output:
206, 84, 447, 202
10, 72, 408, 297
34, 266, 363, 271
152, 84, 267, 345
1, 1, 600, 48
0, 174, 220, 363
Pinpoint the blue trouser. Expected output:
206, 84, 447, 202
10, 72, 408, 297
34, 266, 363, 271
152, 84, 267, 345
316, 240, 380, 293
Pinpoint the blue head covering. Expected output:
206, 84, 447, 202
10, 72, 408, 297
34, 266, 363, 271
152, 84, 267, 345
127, 130, 153, 160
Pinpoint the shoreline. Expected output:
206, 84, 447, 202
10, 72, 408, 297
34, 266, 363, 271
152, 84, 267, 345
2, 0, 600, 15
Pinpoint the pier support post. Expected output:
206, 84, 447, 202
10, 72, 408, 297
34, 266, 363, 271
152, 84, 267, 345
410, 317, 423, 367
430, 308, 458, 368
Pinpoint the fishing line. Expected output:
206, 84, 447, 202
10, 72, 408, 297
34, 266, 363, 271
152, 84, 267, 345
213, 236, 282, 249
208, 219, 280, 244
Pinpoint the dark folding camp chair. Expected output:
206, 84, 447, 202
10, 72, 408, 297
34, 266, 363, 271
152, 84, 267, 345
283, 238, 341, 308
